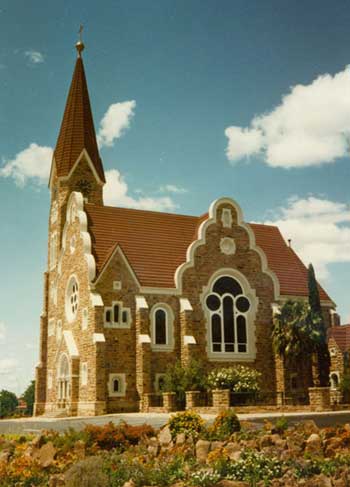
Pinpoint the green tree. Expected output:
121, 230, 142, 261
163, 359, 208, 408
0, 389, 18, 417
308, 263, 330, 386
23, 380, 35, 416
272, 300, 321, 364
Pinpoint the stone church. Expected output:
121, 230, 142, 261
34, 40, 336, 417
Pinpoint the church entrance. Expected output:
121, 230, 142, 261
57, 354, 70, 409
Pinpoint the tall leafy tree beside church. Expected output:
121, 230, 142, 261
308, 263, 330, 387
0, 390, 18, 418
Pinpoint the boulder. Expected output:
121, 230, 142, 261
159, 426, 172, 446
147, 437, 159, 456
32, 434, 46, 448
215, 480, 249, 487
122, 481, 136, 487
195, 439, 211, 463
324, 436, 342, 457
306, 474, 332, 487
37, 441, 56, 468
305, 433, 322, 454
211, 441, 225, 451
176, 433, 186, 445
0, 450, 11, 463
48, 474, 65, 487
300, 420, 319, 437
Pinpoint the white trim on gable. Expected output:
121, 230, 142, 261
93, 245, 141, 288
174, 197, 280, 300
63, 330, 79, 358
49, 149, 104, 189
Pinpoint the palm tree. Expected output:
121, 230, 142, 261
272, 300, 321, 365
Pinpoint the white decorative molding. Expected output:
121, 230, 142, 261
220, 237, 236, 255
113, 281, 122, 290
48, 319, 55, 337
63, 330, 79, 358
221, 207, 233, 228
93, 333, 106, 343
174, 197, 280, 300
180, 298, 193, 312
139, 334, 151, 344
90, 292, 104, 307
136, 295, 148, 311
60, 192, 96, 283
94, 245, 140, 288
184, 335, 196, 345
49, 149, 105, 190
80, 362, 88, 386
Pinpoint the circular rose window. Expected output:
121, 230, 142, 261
65, 276, 79, 322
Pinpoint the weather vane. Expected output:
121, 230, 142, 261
76, 24, 85, 57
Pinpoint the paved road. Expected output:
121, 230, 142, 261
1, 410, 350, 435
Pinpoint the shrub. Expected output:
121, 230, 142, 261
167, 410, 204, 439
273, 416, 288, 435
83, 421, 155, 451
163, 359, 208, 407
211, 410, 241, 438
65, 456, 109, 487
208, 365, 261, 393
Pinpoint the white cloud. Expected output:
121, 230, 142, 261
159, 184, 188, 194
104, 169, 176, 212
97, 100, 136, 148
25, 50, 44, 64
226, 66, 350, 168
0, 143, 53, 186
0, 322, 6, 344
264, 196, 350, 279
0, 358, 18, 375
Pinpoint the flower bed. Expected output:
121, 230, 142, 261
1, 414, 350, 486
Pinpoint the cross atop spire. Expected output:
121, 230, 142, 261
76, 25, 85, 57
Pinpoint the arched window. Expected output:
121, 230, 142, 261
65, 276, 79, 322
151, 305, 174, 351
57, 354, 70, 401
205, 276, 251, 354
155, 309, 167, 345
330, 373, 339, 390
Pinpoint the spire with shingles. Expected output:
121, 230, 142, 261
53, 37, 105, 183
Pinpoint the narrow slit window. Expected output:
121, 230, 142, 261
113, 304, 119, 324
155, 309, 167, 345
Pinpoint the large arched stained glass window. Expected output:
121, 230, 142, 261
205, 276, 250, 354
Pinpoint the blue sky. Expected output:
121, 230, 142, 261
0, 0, 349, 394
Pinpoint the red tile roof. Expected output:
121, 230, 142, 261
85, 203, 331, 300
328, 325, 350, 352
54, 57, 105, 182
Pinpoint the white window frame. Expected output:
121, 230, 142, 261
330, 371, 340, 390
56, 320, 62, 343
201, 270, 258, 362
82, 307, 89, 330
48, 319, 55, 337
80, 362, 88, 386
65, 275, 79, 323
47, 370, 53, 390
104, 301, 131, 329
108, 373, 126, 397
154, 373, 166, 392
150, 304, 174, 352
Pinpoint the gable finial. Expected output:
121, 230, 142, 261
76, 25, 85, 57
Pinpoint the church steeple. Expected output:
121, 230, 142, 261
53, 35, 105, 183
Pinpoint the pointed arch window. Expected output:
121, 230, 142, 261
150, 305, 174, 351
205, 276, 251, 355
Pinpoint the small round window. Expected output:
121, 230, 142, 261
65, 276, 79, 322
